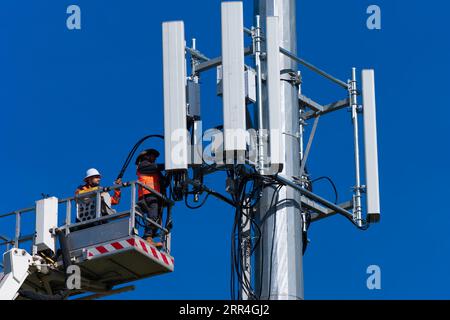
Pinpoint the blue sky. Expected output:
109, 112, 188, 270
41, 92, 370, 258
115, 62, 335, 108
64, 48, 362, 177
0, 0, 449, 299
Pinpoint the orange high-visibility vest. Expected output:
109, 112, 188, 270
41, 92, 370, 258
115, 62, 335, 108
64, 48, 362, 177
137, 172, 161, 199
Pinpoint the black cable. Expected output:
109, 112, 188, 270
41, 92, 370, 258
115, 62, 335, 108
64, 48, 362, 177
238, 179, 258, 300
230, 174, 261, 300
231, 174, 246, 299
231, 176, 264, 300
311, 176, 339, 204
355, 219, 371, 231
266, 185, 282, 300
116, 134, 164, 180
184, 192, 210, 210
302, 210, 312, 254
238, 176, 282, 299
229, 176, 280, 300
241, 190, 262, 257
255, 184, 282, 300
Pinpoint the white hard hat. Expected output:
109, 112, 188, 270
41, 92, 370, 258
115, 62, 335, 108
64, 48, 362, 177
84, 168, 101, 180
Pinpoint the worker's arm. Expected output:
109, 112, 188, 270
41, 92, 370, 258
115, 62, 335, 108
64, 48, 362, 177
111, 179, 122, 206
111, 189, 121, 205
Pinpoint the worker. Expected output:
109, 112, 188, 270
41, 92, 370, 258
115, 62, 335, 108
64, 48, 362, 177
75, 168, 122, 219
135, 149, 166, 248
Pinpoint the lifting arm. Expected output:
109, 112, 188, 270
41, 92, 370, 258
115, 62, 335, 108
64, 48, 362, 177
0, 249, 32, 300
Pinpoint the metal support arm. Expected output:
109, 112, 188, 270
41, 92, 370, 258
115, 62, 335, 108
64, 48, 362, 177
280, 47, 348, 89
274, 175, 354, 221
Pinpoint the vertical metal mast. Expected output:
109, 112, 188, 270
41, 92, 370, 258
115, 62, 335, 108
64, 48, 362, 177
254, 0, 304, 300
350, 68, 363, 227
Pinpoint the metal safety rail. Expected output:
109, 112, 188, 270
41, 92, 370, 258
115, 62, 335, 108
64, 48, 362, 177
0, 207, 36, 253
0, 181, 174, 254
56, 181, 175, 253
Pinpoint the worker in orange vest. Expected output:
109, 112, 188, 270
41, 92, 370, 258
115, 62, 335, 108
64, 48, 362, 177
135, 149, 165, 248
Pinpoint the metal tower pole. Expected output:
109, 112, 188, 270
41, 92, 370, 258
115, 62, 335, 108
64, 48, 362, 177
254, 0, 304, 300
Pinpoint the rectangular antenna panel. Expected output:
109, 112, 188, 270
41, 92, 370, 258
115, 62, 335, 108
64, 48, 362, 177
266, 16, 283, 169
362, 69, 380, 222
187, 80, 201, 118
221, 2, 246, 152
217, 66, 256, 104
162, 21, 189, 171
245, 68, 257, 103
191, 120, 203, 166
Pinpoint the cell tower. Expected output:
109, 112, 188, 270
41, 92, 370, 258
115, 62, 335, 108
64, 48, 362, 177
162, 0, 380, 300
0, 0, 379, 300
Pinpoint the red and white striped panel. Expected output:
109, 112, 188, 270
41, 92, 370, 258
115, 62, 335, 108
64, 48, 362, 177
84, 237, 174, 269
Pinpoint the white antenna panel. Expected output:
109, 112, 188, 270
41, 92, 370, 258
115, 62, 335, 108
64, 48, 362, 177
362, 69, 380, 222
162, 21, 189, 171
266, 16, 283, 170
221, 2, 246, 152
